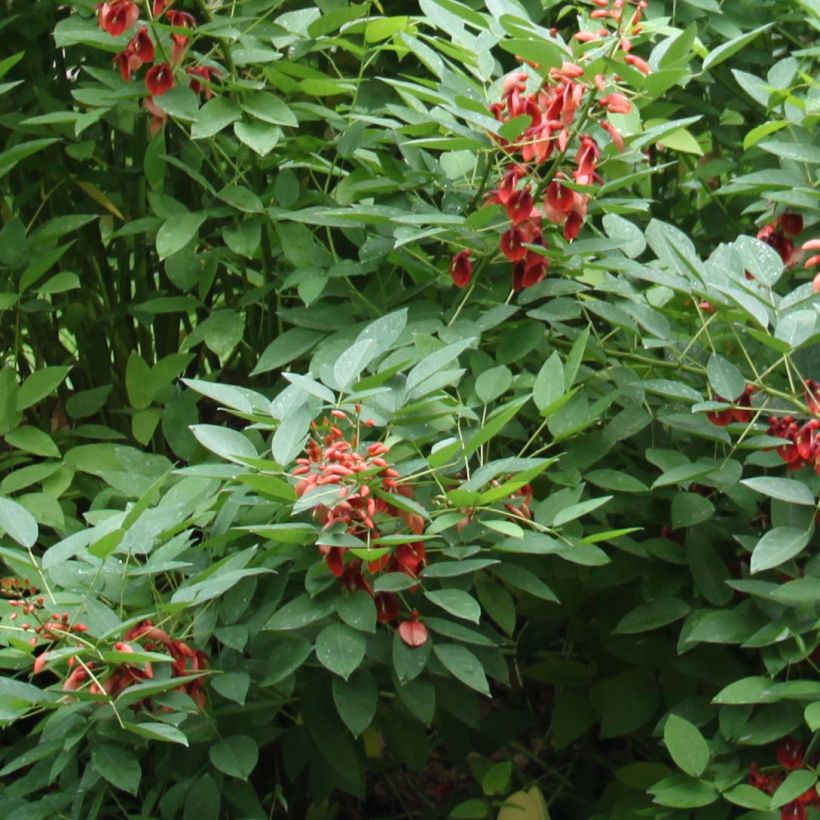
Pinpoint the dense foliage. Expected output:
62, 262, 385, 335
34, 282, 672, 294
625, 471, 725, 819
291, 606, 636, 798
0, 0, 819, 817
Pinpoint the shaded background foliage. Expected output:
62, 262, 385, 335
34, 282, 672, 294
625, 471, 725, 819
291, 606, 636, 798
0, 0, 819, 818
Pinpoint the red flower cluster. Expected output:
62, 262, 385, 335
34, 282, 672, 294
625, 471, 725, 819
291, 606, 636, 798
99, 620, 207, 707
96, 0, 219, 133
503, 483, 534, 519
34, 619, 208, 708
749, 738, 820, 819
756, 213, 804, 268
765, 381, 820, 471
449, 0, 648, 290
293, 413, 429, 646
0, 577, 39, 598
5, 584, 89, 647
706, 385, 755, 427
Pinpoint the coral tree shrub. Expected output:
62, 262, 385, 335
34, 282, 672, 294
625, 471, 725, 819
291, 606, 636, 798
0, 0, 818, 818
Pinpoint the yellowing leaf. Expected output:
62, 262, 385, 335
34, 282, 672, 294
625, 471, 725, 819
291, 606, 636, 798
497, 787, 551, 820
74, 180, 125, 221
659, 128, 703, 155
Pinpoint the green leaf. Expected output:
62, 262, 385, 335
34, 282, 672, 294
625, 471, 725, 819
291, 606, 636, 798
424, 589, 481, 623
702, 24, 772, 71
805, 701, 820, 731
332, 668, 378, 736
433, 643, 490, 695
771, 769, 818, 809
253, 328, 322, 375
16, 366, 71, 411
723, 784, 774, 810
91, 743, 141, 795
649, 774, 718, 808
5, 426, 59, 458
759, 139, 820, 164
602, 214, 645, 258
0, 496, 38, 547
335, 591, 377, 633
393, 631, 432, 684
156, 212, 206, 259
124, 721, 189, 746
265, 594, 334, 631
706, 354, 745, 401
242, 92, 298, 127
491, 564, 559, 602
315, 623, 367, 680
741, 477, 815, 506
533, 352, 564, 413
475, 576, 516, 636
0, 138, 58, 179
422, 559, 499, 578
671, 492, 714, 529
553, 496, 611, 527
333, 339, 378, 390
482, 761, 513, 796
191, 97, 241, 139
233, 121, 281, 157
209, 735, 259, 780
211, 672, 250, 705
750, 527, 811, 573
586, 469, 648, 493
260, 638, 314, 685
663, 714, 710, 777
498, 37, 563, 70
125, 352, 152, 410
614, 598, 690, 634
743, 120, 788, 150
475, 365, 512, 404
396, 677, 436, 725
190, 425, 257, 462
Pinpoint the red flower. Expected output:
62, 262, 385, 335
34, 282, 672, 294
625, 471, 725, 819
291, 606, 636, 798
113, 27, 154, 81
500, 227, 527, 262
563, 208, 586, 242
130, 27, 154, 62
153, 0, 172, 17
374, 592, 400, 623
707, 386, 754, 426
624, 53, 650, 75
796, 421, 819, 461
340, 560, 371, 594
781, 213, 803, 238
544, 177, 575, 224
399, 611, 429, 647
320, 545, 345, 577
113, 49, 142, 82
748, 762, 783, 795
599, 93, 631, 114
145, 63, 174, 96
781, 802, 807, 820
450, 250, 473, 288
505, 187, 535, 224
512, 252, 548, 291
777, 738, 807, 771
166, 10, 196, 62
143, 97, 168, 135
392, 542, 426, 578
768, 416, 804, 467
602, 120, 625, 152
98, 0, 139, 37
187, 65, 219, 99
575, 135, 600, 185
